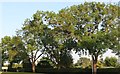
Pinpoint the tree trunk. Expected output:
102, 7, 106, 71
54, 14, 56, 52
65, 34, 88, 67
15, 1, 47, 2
0, 50, 1, 71
92, 55, 98, 74
32, 62, 35, 73
92, 60, 97, 74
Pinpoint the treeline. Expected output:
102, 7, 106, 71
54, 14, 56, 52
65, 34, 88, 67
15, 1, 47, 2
0, 2, 119, 74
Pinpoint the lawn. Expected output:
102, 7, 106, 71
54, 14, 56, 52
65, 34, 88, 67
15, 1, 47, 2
1, 72, 45, 74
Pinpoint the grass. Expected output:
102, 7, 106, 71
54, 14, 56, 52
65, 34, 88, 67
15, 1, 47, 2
1, 72, 45, 74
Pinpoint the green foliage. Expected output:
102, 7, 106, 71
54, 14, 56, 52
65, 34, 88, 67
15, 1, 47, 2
115, 63, 120, 68
59, 51, 73, 68
1, 36, 25, 62
104, 57, 117, 67
52, 3, 119, 74
36, 57, 53, 68
75, 57, 91, 68
1, 2, 119, 73
109, 26, 120, 55
96, 60, 104, 68
23, 59, 32, 72
1, 36, 12, 61
12, 63, 22, 69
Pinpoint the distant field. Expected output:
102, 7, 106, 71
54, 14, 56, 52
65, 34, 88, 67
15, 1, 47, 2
1, 72, 45, 74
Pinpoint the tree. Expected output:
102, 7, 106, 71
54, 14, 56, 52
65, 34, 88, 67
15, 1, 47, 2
73, 2, 119, 74
48, 2, 119, 74
17, 11, 47, 72
0, 36, 26, 71
41, 28, 74, 68
17, 10, 62, 72
1, 36, 11, 63
17, 10, 75, 71
1, 36, 23, 63
38, 11, 76, 69
0, 43, 1, 71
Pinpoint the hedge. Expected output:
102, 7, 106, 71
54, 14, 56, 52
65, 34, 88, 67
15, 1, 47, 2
36, 68, 120, 74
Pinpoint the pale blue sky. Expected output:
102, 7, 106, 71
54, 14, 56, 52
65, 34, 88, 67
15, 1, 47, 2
0, 2, 83, 38
0, 0, 119, 38
0, 0, 119, 2
0, 0, 119, 63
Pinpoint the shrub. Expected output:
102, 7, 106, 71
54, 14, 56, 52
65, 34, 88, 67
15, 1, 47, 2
22, 59, 32, 72
104, 57, 117, 67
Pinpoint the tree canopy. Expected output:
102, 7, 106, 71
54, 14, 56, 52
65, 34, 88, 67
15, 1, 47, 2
0, 2, 119, 74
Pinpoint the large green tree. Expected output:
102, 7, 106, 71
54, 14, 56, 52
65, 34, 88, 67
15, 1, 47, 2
17, 10, 75, 72
18, 11, 48, 72
73, 2, 118, 74
74, 2, 118, 74
48, 2, 119, 74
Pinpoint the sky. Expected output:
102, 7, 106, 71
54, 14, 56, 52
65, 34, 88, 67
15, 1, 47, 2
0, 0, 119, 63
0, 2, 83, 39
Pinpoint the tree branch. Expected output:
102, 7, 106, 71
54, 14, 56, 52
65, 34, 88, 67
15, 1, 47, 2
34, 49, 39, 60
34, 52, 43, 61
